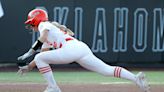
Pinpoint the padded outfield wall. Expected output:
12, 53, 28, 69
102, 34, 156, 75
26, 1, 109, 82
0, 0, 164, 66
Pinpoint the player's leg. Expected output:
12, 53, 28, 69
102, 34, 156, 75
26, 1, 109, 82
34, 52, 62, 92
33, 44, 83, 92
76, 53, 150, 92
32, 40, 94, 92
77, 54, 136, 82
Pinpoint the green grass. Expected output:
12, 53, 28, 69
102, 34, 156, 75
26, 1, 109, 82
0, 71, 164, 84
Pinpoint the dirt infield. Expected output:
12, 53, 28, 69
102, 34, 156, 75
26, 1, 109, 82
0, 83, 163, 92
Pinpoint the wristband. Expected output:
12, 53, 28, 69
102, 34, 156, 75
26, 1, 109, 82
32, 40, 43, 51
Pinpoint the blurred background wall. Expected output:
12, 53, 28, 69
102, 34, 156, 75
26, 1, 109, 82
0, 0, 164, 67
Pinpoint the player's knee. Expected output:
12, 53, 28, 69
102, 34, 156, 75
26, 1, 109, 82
34, 53, 44, 64
34, 53, 48, 68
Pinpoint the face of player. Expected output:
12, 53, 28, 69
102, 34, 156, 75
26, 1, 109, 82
25, 24, 38, 32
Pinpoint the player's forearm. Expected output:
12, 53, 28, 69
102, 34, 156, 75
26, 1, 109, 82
28, 60, 36, 70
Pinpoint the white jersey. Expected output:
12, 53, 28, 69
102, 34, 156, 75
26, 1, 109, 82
38, 21, 74, 48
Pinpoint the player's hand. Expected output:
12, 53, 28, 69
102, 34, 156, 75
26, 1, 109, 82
17, 65, 30, 76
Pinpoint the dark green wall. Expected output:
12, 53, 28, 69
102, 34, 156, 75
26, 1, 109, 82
0, 0, 164, 66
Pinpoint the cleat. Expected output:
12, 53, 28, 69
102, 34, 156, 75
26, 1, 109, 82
44, 86, 61, 92
135, 72, 150, 92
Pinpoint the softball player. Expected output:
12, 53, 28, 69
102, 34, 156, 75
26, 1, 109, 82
17, 9, 150, 92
